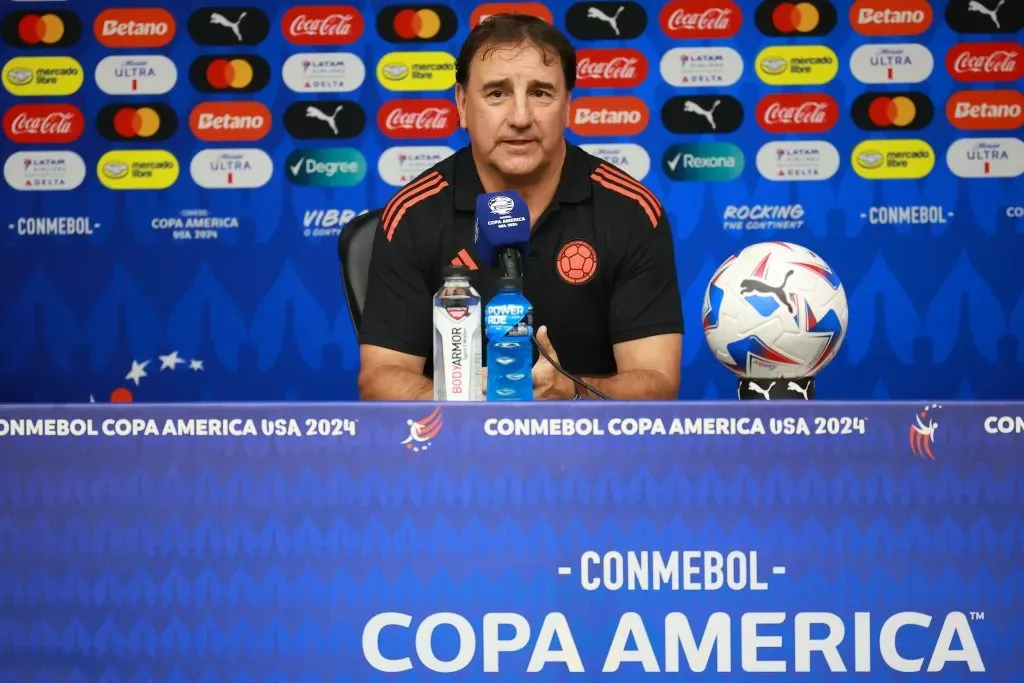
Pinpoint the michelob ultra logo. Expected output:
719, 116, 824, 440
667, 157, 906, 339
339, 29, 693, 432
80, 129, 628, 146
376, 51, 455, 91
663, 142, 744, 181
2, 56, 82, 96
755, 45, 838, 85
97, 149, 179, 189
851, 139, 934, 180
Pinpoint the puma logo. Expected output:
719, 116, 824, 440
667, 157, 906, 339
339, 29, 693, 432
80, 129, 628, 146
968, 0, 1005, 28
747, 381, 775, 399
740, 270, 794, 314
683, 99, 720, 130
587, 6, 625, 35
787, 381, 809, 400
305, 104, 345, 135
208, 11, 247, 42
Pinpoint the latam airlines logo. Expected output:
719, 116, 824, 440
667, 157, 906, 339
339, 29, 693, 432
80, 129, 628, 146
282, 52, 365, 92
4, 150, 85, 190
660, 47, 743, 87
947, 42, 1022, 82
660, 0, 742, 38
755, 45, 838, 85
755, 141, 840, 181
282, 5, 364, 45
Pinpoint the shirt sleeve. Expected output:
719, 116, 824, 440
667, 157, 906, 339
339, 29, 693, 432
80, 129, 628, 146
608, 202, 685, 344
357, 210, 434, 358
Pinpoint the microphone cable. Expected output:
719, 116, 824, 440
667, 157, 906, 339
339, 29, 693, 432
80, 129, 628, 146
530, 333, 612, 400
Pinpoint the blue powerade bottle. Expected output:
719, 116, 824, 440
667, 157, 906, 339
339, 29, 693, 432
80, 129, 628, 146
484, 277, 534, 401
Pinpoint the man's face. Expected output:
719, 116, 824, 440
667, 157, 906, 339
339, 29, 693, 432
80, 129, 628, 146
455, 41, 571, 180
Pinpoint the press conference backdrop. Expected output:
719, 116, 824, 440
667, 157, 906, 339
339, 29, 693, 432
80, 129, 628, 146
0, 0, 1021, 403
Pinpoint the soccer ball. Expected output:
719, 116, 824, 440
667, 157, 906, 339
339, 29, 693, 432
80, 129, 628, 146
702, 241, 848, 379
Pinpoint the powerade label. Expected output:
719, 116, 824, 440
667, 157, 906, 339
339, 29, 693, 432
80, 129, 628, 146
485, 297, 532, 338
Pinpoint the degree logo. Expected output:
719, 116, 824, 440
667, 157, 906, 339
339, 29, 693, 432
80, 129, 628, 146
1, 9, 81, 47
96, 102, 178, 141
566, 2, 647, 40
187, 7, 270, 46
663, 142, 744, 181
93, 8, 175, 48
851, 92, 934, 131
190, 101, 272, 141
569, 95, 649, 136
286, 147, 367, 186
376, 51, 455, 91
97, 149, 180, 190
189, 54, 270, 93
470, 3, 552, 26
851, 139, 935, 180
376, 5, 457, 42
946, 89, 1024, 130
2, 56, 82, 96
754, 1, 837, 37
850, 0, 932, 36
755, 45, 838, 85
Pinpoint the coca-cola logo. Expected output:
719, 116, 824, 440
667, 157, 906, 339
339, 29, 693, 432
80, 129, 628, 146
660, 0, 741, 38
947, 42, 1023, 83
756, 94, 839, 133
378, 99, 459, 139
281, 5, 364, 44
575, 49, 648, 88
3, 104, 84, 143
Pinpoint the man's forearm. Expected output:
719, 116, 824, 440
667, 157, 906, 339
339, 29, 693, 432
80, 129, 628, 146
579, 370, 678, 400
358, 366, 433, 400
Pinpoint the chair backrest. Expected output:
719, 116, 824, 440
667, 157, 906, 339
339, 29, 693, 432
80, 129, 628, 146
337, 209, 381, 333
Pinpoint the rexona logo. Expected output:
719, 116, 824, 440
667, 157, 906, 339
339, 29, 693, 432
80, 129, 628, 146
190, 101, 272, 142
282, 5, 363, 45
4, 150, 85, 191
470, 3, 552, 26
756, 93, 838, 133
376, 5, 458, 42
286, 147, 367, 186
945, 0, 1024, 34
377, 145, 454, 186
851, 92, 934, 131
97, 149, 180, 190
946, 42, 1022, 82
850, 0, 932, 36
755, 140, 840, 181
663, 142, 744, 181
576, 48, 648, 88
659, 47, 743, 87
2, 55, 82, 96
566, 2, 647, 40
95, 55, 177, 95
569, 96, 648, 136
850, 43, 934, 84
3, 103, 83, 143
187, 7, 270, 46
190, 148, 273, 189
660, 0, 742, 39
376, 51, 455, 91
947, 89, 1024, 130
755, 45, 838, 85
189, 54, 270, 93
946, 137, 1024, 179
755, 0, 836, 37
661, 94, 743, 134
96, 103, 178, 141
93, 8, 175, 48
282, 53, 366, 93
377, 99, 457, 139
285, 100, 366, 139
851, 139, 935, 180
1, 9, 82, 47
579, 143, 651, 180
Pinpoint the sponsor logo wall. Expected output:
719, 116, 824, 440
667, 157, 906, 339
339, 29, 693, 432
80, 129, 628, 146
0, 0, 1021, 402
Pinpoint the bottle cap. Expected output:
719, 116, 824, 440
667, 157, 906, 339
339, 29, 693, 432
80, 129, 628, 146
497, 275, 522, 289
444, 264, 470, 278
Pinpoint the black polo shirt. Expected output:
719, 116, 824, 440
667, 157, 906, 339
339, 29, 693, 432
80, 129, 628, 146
358, 141, 683, 378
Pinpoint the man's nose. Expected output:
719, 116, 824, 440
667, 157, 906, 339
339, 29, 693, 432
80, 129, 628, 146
507, 92, 532, 127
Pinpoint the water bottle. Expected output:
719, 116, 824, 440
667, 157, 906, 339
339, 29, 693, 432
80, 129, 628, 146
484, 277, 534, 401
433, 265, 483, 401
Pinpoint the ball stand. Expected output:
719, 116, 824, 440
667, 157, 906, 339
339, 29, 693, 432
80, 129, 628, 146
737, 377, 815, 400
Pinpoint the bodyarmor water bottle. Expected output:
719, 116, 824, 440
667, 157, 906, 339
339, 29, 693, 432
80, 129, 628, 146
433, 265, 482, 401
484, 277, 534, 401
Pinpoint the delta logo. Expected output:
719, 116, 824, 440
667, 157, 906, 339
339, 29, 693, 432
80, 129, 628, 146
851, 139, 935, 180
756, 93, 838, 133
946, 42, 1022, 82
660, 0, 741, 39
376, 5, 458, 42
851, 92, 934, 131
755, 45, 838, 85
576, 48, 648, 88
93, 8, 175, 48
754, 1, 837, 37
946, 89, 1024, 130
378, 99, 458, 138
470, 3, 553, 26
850, 0, 932, 36
376, 51, 455, 91
282, 5, 363, 45
1, 9, 81, 47
96, 103, 178, 141
2, 56, 83, 96
190, 101, 272, 141
189, 54, 270, 93
569, 96, 649, 136
97, 149, 180, 190
3, 103, 84, 143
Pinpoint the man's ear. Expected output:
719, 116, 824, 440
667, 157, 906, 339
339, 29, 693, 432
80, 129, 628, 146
455, 83, 467, 129
563, 88, 572, 128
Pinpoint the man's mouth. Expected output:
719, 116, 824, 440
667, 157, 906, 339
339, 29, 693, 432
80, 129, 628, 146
502, 139, 536, 147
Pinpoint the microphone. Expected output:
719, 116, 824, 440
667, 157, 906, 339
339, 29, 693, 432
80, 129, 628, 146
473, 190, 530, 279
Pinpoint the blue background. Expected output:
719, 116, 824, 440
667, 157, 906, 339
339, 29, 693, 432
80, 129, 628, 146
0, 0, 1021, 402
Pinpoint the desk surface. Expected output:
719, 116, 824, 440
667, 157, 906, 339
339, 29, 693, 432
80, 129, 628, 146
0, 402, 1020, 681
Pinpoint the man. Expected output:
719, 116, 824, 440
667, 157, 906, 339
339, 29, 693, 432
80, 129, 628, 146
357, 13, 683, 400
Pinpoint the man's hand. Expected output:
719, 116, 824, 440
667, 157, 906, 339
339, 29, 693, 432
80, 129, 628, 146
532, 325, 576, 400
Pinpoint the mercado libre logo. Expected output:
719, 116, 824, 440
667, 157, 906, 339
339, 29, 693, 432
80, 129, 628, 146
400, 406, 442, 452
90, 351, 205, 403
909, 403, 941, 460
1, 9, 82, 48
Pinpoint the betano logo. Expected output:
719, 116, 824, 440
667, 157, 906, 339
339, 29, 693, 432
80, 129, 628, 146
946, 89, 1024, 130
2, 55, 82, 96
286, 147, 367, 186
97, 149, 179, 189
570, 95, 649, 136
663, 142, 743, 181
851, 139, 934, 180
1, 9, 82, 47
189, 101, 272, 141
755, 45, 838, 85
850, 0, 932, 36
376, 51, 455, 91
93, 8, 175, 48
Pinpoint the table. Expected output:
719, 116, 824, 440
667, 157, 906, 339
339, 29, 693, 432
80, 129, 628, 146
0, 401, 1020, 681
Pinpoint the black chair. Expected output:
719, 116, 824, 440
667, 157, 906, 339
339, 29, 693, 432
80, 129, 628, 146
337, 209, 382, 333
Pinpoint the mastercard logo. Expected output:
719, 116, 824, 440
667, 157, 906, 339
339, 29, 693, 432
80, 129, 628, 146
851, 91, 934, 131
754, 0, 837, 37
189, 54, 270, 93
1, 9, 82, 48
376, 5, 457, 42
96, 102, 178, 141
